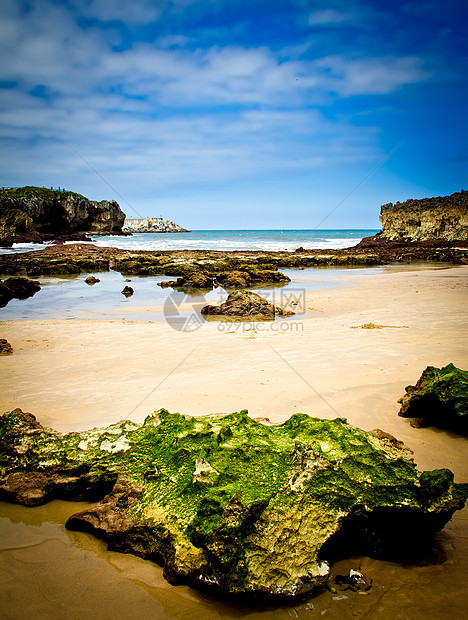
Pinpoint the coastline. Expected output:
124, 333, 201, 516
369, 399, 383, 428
1, 263, 467, 618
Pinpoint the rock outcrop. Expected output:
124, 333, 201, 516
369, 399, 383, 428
0, 276, 41, 308
1, 408, 466, 599
379, 190, 468, 241
398, 363, 468, 433
0, 339, 13, 355
0, 187, 126, 239
158, 269, 291, 291
201, 290, 294, 319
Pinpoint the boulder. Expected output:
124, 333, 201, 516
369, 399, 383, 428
201, 290, 294, 319
0, 339, 13, 355
398, 363, 468, 434
0, 277, 41, 307
0, 408, 467, 599
85, 276, 100, 285
121, 286, 134, 297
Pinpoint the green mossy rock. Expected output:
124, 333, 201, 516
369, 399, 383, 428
1, 408, 467, 599
398, 363, 468, 433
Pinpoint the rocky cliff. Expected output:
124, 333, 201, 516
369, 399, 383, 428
0, 187, 126, 238
380, 190, 468, 241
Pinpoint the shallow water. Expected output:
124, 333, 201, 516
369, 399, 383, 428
1, 500, 467, 620
0, 267, 363, 322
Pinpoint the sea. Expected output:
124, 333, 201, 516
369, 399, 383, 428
0, 228, 378, 254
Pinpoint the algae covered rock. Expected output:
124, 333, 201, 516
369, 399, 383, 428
201, 290, 294, 320
398, 363, 468, 433
1, 408, 467, 599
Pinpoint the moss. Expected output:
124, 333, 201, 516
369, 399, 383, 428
398, 363, 468, 433
1, 186, 87, 201
1, 407, 467, 598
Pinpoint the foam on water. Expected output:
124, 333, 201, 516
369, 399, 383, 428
0, 230, 377, 255
87, 229, 376, 252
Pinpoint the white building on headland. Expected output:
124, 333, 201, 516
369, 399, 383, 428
123, 217, 187, 233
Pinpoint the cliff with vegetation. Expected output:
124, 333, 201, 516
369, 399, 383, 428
0, 186, 125, 239
380, 190, 468, 241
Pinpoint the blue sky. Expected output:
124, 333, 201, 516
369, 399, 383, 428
0, 0, 466, 229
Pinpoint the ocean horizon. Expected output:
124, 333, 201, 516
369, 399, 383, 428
1, 228, 379, 255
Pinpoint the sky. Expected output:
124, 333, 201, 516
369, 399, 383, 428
0, 0, 466, 229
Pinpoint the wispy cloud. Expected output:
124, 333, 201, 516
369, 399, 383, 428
0, 0, 464, 223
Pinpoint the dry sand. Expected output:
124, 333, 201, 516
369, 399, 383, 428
0, 264, 466, 475
1, 263, 467, 619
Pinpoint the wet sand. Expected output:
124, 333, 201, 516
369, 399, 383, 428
1, 264, 467, 618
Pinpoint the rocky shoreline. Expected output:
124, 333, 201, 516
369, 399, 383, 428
0, 238, 467, 281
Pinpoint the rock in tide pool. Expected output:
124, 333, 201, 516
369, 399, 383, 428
121, 285, 134, 297
0, 276, 41, 308
1, 408, 467, 599
201, 290, 294, 320
85, 276, 100, 285
398, 363, 468, 434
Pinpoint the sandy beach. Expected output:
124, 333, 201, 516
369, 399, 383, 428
1, 263, 467, 619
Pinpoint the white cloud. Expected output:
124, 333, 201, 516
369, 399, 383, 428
313, 55, 431, 95
0, 0, 433, 210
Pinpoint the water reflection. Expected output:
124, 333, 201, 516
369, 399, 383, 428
1, 500, 467, 620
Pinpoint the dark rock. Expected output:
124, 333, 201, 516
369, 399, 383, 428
85, 276, 100, 285
1, 408, 467, 599
0, 186, 125, 239
0, 277, 41, 308
201, 290, 294, 320
215, 270, 250, 288
0, 339, 13, 355
157, 280, 177, 289
179, 272, 214, 288
398, 363, 468, 434
121, 286, 134, 297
